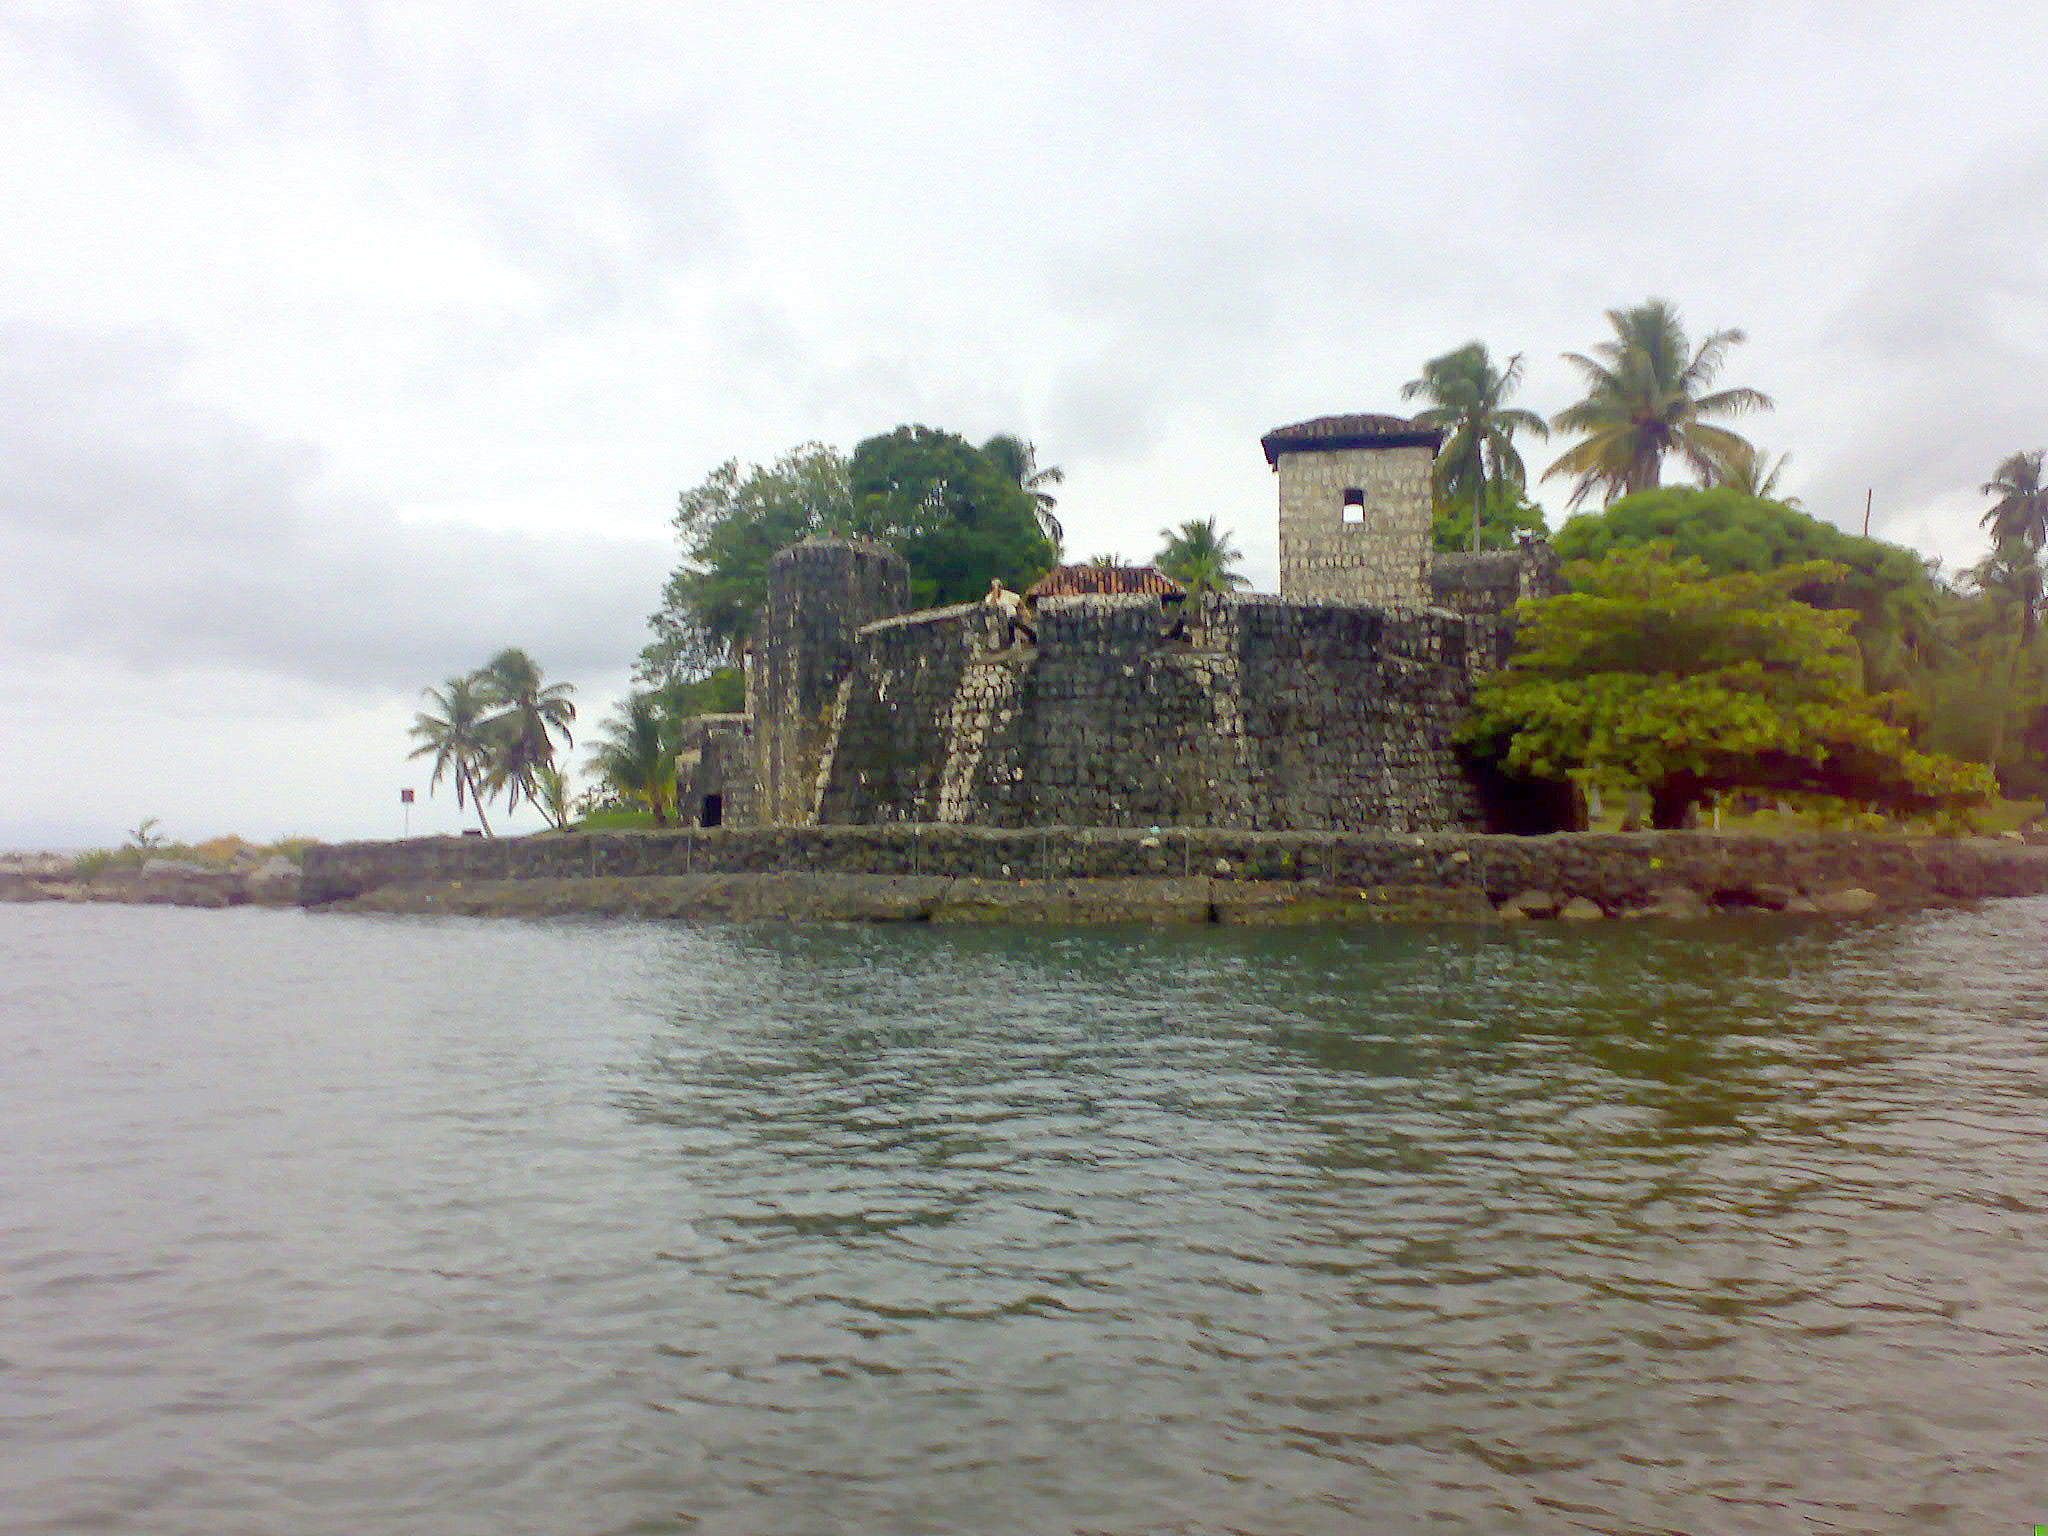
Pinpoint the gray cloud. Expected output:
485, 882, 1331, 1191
4, 1, 730, 323
1802, 140, 2048, 544
0, 322, 667, 693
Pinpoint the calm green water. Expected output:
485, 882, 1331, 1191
3, 901, 2047, 1534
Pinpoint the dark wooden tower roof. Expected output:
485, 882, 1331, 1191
1260, 413, 1443, 466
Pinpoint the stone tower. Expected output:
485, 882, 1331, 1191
750, 537, 911, 824
1262, 413, 1441, 605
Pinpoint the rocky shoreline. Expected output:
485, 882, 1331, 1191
16, 829, 2048, 924
0, 856, 302, 909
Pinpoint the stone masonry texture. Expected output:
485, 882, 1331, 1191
750, 537, 909, 825
812, 590, 1489, 832
1275, 442, 1436, 605
301, 828, 2048, 918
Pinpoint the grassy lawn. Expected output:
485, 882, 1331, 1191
566, 809, 660, 832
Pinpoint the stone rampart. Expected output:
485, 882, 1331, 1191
809, 592, 1485, 832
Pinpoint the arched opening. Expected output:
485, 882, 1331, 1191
1341, 487, 1366, 525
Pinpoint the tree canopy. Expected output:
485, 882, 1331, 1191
642, 442, 854, 679
586, 694, 678, 828
1545, 299, 1772, 508
1552, 486, 1938, 690
1155, 517, 1249, 595
1401, 341, 1548, 550
408, 650, 578, 832
1980, 449, 2048, 554
1463, 547, 1994, 829
642, 427, 1056, 678
847, 425, 1056, 609
1432, 481, 1549, 553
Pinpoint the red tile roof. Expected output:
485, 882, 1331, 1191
1026, 564, 1187, 599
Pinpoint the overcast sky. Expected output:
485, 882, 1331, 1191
6, 1, 2047, 848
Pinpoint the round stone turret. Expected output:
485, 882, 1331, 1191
751, 537, 911, 824
1263, 413, 1442, 606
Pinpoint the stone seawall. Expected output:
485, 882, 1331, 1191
300, 828, 2048, 922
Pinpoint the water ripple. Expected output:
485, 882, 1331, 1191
3, 901, 2047, 1533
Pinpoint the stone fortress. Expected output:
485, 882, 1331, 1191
675, 413, 1565, 836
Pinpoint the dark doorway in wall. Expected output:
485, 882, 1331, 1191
1342, 487, 1366, 524
700, 794, 723, 828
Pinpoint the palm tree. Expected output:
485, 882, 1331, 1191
1399, 341, 1548, 551
1963, 540, 2045, 766
531, 763, 575, 832
586, 694, 677, 827
1545, 299, 1774, 508
1980, 449, 2048, 553
408, 674, 498, 834
1155, 517, 1250, 596
1086, 552, 1129, 567
475, 648, 577, 817
1718, 442, 1801, 506
981, 434, 1065, 547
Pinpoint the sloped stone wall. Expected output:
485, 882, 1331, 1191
751, 538, 909, 824
811, 592, 1485, 831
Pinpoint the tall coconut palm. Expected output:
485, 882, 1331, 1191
476, 647, 578, 816
981, 434, 1065, 548
1545, 299, 1773, 509
1980, 449, 2048, 553
1156, 517, 1250, 596
1399, 341, 1548, 551
586, 693, 677, 827
408, 674, 498, 834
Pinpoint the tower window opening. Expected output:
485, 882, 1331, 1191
1341, 487, 1366, 525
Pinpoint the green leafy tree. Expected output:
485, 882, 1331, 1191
655, 666, 746, 721
980, 433, 1065, 549
1431, 482, 1549, 554
586, 694, 678, 828
846, 425, 1056, 608
643, 443, 854, 677
1552, 486, 1939, 692
408, 674, 499, 834
1400, 341, 1548, 551
1155, 517, 1250, 596
643, 430, 1055, 671
475, 648, 577, 818
1463, 547, 1995, 829
1545, 299, 1773, 508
